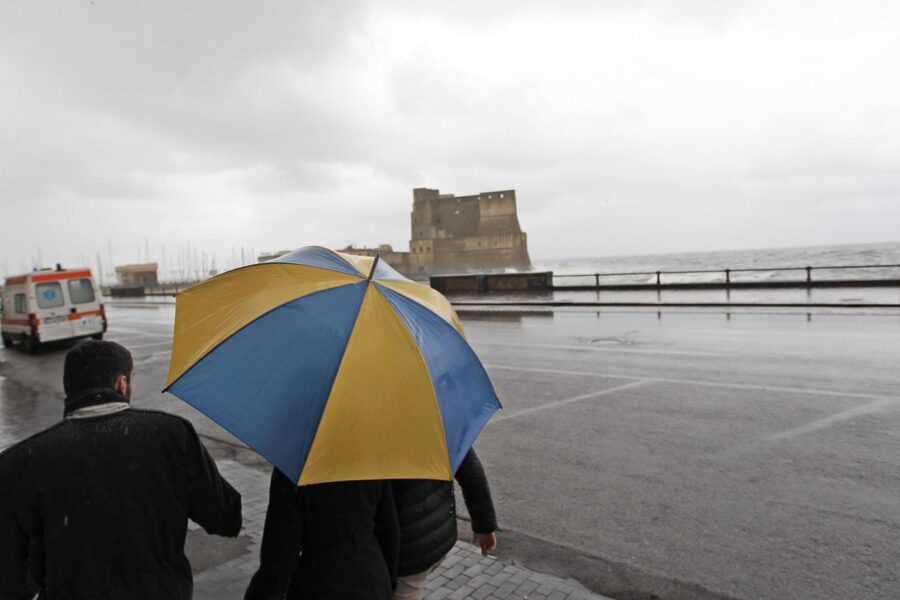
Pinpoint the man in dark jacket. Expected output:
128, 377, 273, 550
391, 448, 497, 600
244, 468, 399, 600
0, 340, 242, 600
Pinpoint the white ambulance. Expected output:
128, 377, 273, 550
1, 268, 107, 354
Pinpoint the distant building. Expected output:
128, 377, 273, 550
114, 263, 158, 288
337, 244, 411, 275
258, 245, 412, 274
258, 187, 531, 278
408, 188, 531, 275
258, 251, 292, 263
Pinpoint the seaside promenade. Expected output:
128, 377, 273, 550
2, 299, 899, 599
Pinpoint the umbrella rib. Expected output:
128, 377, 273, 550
367, 254, 380, 281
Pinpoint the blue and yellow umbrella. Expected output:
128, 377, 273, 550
164, 247, 500, 486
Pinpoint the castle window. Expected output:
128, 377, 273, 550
500, 193, 504, 198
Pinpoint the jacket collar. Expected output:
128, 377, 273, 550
64, 387, 130, 417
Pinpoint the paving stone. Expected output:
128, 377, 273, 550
494, 581, 519, 598
489, 571, 513, 587
509, 569, 530, 585
462, 553, 481, 567
426, 588, 452, 600
515, 579, 540, 596
448, 585, 477, 600
442, 553, 463, 567
471, 583, 498, 599
444, 575, 467, 590
443, 563, 466, 580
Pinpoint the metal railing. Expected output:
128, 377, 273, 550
552, 263, 900, 288
102, 283, 198, 297
145, 283, 199, 296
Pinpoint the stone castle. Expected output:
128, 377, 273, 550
405, 187, 531, 275
263, 187, 531, 277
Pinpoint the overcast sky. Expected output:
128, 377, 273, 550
2, 1, 899, 277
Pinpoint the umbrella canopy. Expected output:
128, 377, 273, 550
164, 246, 500, 486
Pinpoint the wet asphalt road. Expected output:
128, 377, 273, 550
1, 303, 899, 600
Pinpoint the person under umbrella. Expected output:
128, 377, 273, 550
392, 447, 497, 600
244, 471, 398, 600
164, 248, 502, 598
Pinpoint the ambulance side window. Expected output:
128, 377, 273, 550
68, 279, 96, 304
15, 294, 27, 313
35, 283, 64, 309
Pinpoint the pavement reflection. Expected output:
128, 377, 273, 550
0, 371, 62, 451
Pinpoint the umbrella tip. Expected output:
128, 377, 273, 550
367, 254, 380, 281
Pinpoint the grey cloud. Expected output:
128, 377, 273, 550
1, 1, 899, 274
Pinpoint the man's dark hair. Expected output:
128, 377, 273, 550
63, 341, 134, 395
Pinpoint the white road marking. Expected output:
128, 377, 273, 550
484, 364, 900, 402
486, 363, 900, 457
106, 327, 172, 339
106, 313, 172, 321
691, 328, 900, 340
488, 379, 653, 424
715, 397, 900, 460
471, 340, 727, 358
142, 353, 173, 365
124, 340, 172, 350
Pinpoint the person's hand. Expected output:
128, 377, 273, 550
472, 532, 497, 556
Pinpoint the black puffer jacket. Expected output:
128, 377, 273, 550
0, 388, 242, 600
392, 448, 497, 576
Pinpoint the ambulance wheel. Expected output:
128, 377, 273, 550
22, 334, 40, 355
1, 333, 11, 348
91, 333, 104, 341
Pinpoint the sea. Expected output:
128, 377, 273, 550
521, 241, 900, 308
534, 241, 900, 284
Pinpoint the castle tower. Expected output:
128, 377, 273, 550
408, 188, 531, 275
